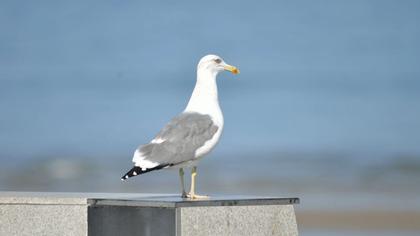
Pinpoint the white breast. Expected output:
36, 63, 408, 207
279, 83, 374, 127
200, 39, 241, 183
183, 65, 224, 160
195, 110, 223, 158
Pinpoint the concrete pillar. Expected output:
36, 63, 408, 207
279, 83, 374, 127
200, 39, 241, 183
0, 192, 299, 236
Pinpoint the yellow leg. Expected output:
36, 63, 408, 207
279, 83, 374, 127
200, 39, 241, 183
187, 166, 209, 199
179, 168, 187, 198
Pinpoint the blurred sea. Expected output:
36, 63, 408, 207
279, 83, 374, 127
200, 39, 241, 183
1, 0, 420, 235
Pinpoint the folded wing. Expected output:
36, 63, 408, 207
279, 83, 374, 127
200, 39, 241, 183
122, 112, 218, 180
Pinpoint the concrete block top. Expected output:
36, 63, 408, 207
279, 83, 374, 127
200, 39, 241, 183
0, 192, 299, 208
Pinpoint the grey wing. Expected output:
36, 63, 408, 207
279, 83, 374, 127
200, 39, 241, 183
135, 112, 219, 167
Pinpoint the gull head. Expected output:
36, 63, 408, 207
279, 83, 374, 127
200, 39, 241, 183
197, 54, 239, 76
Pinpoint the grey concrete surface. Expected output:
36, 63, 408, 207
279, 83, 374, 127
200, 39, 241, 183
180, 205, 298, 236
0, 192, 299, 236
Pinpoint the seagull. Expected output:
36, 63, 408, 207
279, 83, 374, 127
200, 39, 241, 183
121, 54, 239, 199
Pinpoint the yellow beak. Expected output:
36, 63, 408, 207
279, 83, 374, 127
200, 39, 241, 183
224, 64, 240, 74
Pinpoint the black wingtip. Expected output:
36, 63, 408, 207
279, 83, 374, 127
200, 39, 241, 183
121, 166, 141, 180
121, 165, 168, 181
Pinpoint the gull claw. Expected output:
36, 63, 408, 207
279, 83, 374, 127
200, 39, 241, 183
186, 192, 209, 200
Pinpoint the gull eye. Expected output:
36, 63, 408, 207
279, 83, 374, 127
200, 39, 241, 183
214, 58, 222, 64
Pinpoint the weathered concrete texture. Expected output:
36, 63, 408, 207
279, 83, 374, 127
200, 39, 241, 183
0, 192, 299, 236
180, 205, 298, 236
0, 204, 87, 236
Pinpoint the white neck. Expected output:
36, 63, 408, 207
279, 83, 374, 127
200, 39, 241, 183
184, 69, 223, 124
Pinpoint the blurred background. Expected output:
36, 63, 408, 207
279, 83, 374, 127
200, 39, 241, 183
1, 0, 420, 235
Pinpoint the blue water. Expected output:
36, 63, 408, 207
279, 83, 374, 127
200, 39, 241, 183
1, 1, 420, 234
1, 0, 420, 160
